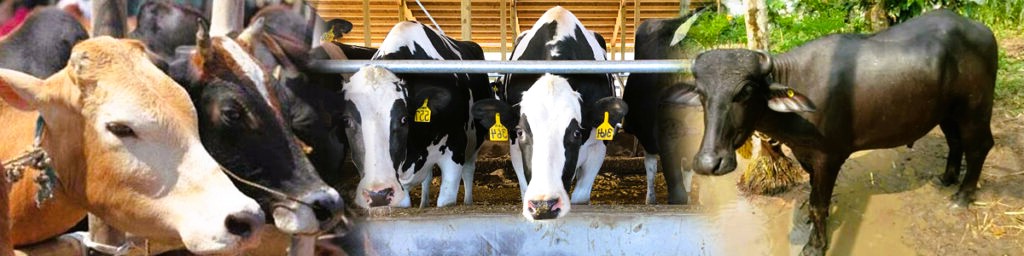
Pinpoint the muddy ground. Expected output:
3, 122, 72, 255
325, 104, 1022, 255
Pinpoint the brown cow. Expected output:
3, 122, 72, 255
0, 37, 264, 254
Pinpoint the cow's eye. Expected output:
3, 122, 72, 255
222, 108, 242, 122
734, 84, 754, 102
106, 123, 136, 138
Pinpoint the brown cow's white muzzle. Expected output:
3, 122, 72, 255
273, 187, 346, 235
178, 200, 264, 255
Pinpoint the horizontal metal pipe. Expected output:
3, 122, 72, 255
306, 60, 692, 74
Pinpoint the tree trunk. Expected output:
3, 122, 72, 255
745, 0, 769, 51
91, 0, 128, 38
866, 0, 890, 32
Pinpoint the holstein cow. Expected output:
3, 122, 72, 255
0, 37, 264, 254
669, 10, 996, 255
341, 21, 492, 208
0, 8, 88, 78
474, 6, 627, 220
622, 11, 704, 205
168, 21, 346, 236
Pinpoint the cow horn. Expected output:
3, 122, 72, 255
757, 51, 773, 75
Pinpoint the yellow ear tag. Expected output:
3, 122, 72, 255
596, 112, 615, 141
489, 113, 509, 141
414, 99, 431, 123
786, 89, 795, 98
322, 25, 336, 43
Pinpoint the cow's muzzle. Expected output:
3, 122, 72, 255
694, 151, 737, 176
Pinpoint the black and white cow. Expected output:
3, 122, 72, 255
622, 11, 704, 204
341, 21, 493, 208
475, 6, 627, 220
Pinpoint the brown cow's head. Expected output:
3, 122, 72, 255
0, 37, 264, 254
668, 49, 815, 175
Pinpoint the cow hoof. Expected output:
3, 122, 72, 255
950, 191, 975, 208
939, 175, 958, 187
666, 196, 688, 205
799, 245, 824, 256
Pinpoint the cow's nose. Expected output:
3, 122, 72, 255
312, 195, 344, 222
527, 199, 562, 220
366, 188, 395, 207
694, 153, 721, 175
224, 211, 263, 239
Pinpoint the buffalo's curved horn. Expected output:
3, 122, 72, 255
757, 50, 773, 75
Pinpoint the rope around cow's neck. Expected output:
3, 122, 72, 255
2, 116, 57, 206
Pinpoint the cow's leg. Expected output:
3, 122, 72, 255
661, 147, 689, 205
643, 152, 659, 204
418, 170, 433, 208
436, 158, 464, 207
795, 150, 846, 256
570, 142, 606, 205
952, 119, 993, 207
461, 151, 479, 205
510, 141, 529, 197
939, 120, 964, 186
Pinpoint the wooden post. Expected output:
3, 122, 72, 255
499, 0, 507, 60
399, 0, 416, 22
1, 171, 11, 256
363, 0, 372, 47
90, 0, 128, 38
88, 215, 126, 254
717, 0, 722, 14
745, 0, 769, 51
631, 0, 638, 59
460, 0, 471, 40
210, 0, 244, 37
609, 0, 626, 60
310, 5, 325, 48
510, 0, 521, 37
680, 0, 690, 16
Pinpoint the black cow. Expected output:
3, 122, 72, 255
669, 10, 996, 255
238, 9, 355, 191
168, 20, 346, 236
474, 6, 627, 220
622, 11, 704, 205
129, 0, 207, 65
0, 8, 88, 77
340, 21, 492, 208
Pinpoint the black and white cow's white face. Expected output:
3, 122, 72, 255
516, 74, 585, 219
341, 66, 411, 208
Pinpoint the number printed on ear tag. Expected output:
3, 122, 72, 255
489, 113, 509, 142
415, 98, 431, 123
596, 112, 615, 141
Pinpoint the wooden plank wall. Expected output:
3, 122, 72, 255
308, 0, 712, 52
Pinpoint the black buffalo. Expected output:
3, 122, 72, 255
670, 10, 996, 255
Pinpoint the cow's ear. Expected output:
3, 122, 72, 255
471, 99, 513, 130
413, 87, 452, 112
587, 97, 628, 128
663, 83, 701, 106
196, 18, 212, 60
767, 83, 815, 112
0, 69, 45, 111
